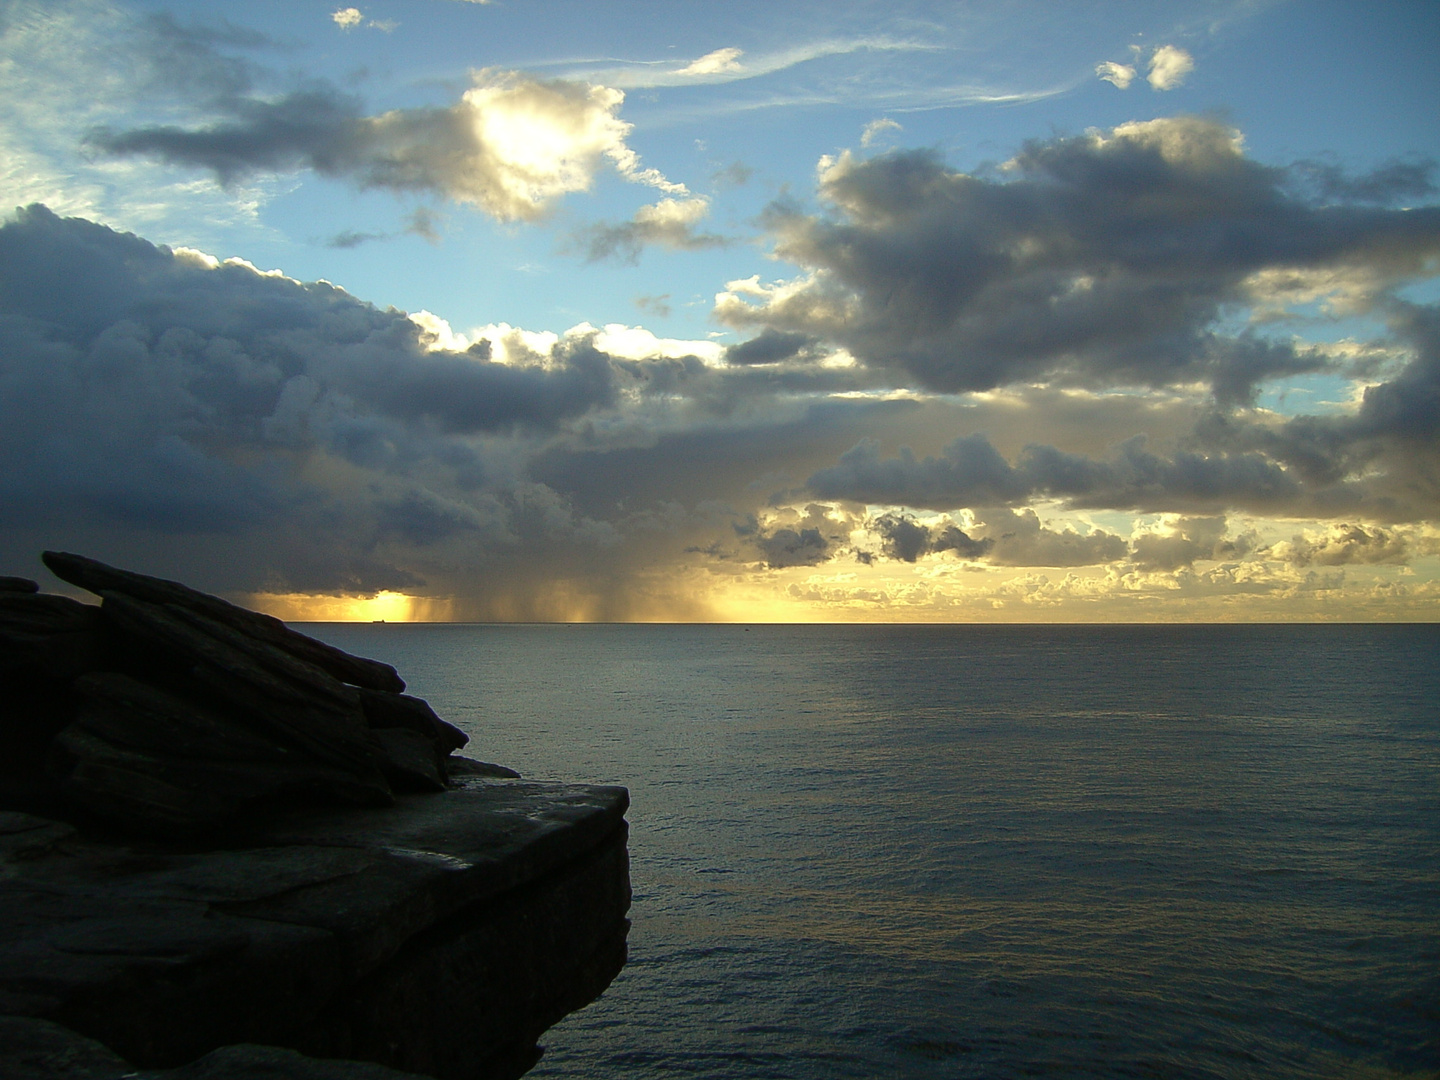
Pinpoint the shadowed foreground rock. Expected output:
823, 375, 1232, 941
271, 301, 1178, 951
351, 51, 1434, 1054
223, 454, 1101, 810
0, 554, 631, 1080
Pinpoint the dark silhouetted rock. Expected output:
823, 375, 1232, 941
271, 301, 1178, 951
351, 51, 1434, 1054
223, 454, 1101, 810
1, 552, 631, 1079
0, 782, 630, 1079
153, 1043, 435, 1079
97, 593, 393, 801
360, 690, 468, 755
371, 728, 447, 793
0, 1015, 132, 1079
42, 552, 405, 693
1, 576, 41, 594
445, 757, 522, 780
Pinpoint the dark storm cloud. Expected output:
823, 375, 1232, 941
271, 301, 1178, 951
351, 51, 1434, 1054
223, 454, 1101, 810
805, 293, 1440, 522
718, 117, 1440, 399
808, 435, 1033, 507
808, 431, 1300, 516
0, 206, 629, 592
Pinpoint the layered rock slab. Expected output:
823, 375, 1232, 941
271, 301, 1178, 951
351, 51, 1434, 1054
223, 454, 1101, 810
0, 778, 631, 1080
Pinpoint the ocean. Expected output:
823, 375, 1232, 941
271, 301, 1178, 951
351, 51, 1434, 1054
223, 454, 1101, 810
305, 623, 1440, 1080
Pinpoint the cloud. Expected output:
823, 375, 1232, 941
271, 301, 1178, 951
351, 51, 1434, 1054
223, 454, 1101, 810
678, 48, 744, 77
634, 294, 672, 318
1095, 61, 1135, 89
860, 118, 902, 147
332, 8, 363, 29
807, 430, 1311, 517
869, 512, 992, 562
802, 296, 1440, 525
3, 200, 1435, 619
0, 206, 633, 593
754, 526, 829, 568
1289, 157, 1438, 205
1127, 515, 1252, 571
325, 228, 387, 249
0, 1, 288, 235
580, 37, 933, 91
711, 161, 754, 188
88, 68, 685, 222
716, 117, 1440, 400
1146, 45, 1194, 90
577, 197, 727, 263
744, 505, 845, 568
725, 328, 815, 366
1268, 523, 1429, 567
977, 508, 1128, 567
809, 436, 1031, 508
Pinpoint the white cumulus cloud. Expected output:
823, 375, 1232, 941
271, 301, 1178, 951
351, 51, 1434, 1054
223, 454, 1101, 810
1147, 45, 1195, 90
332, 7, 363, 29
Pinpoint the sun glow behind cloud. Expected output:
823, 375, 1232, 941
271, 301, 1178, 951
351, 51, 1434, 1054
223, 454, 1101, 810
247, 590, 434, 622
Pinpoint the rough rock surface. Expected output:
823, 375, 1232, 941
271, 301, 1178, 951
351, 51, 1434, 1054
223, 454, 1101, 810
2, 551, 503, 836
0, 1016, 433, 1078
0, 553, 631, 1080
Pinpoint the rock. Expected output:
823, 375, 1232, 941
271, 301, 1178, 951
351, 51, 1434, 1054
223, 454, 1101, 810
359, 691, 468, 755
0, 1020, 439, 1080
150, 1043, 435, 1079
42, 552, 404, 693
371, 729, 446, 793
50, 719, 401, 839
0, 782, 631, 1079
97, 593, 393, 798
1, 553, 631, 1078
0, 1015, 132, 1080
445, 757, 521, 780
0, 595, 103, 679
72, 673, 300, 764
0, 812, 77, 860
0, 576, 41, 593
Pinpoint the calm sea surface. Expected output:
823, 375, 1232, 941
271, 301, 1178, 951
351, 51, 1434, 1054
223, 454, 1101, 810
305, 623, 1440, 1080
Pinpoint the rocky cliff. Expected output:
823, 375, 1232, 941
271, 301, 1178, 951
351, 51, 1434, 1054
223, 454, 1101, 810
0, 555, 630, 1079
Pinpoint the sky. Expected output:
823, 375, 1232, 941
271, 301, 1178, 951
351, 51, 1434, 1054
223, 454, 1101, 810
2, 0, 1438, 622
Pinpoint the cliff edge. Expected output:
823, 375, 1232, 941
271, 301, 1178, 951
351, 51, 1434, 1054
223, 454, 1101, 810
0, 555, 630, 1079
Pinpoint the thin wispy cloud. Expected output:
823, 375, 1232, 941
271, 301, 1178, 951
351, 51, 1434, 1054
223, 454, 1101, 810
568, 36, 940, 90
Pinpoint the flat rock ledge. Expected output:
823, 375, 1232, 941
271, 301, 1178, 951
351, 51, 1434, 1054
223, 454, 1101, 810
0, 554, 631, 1080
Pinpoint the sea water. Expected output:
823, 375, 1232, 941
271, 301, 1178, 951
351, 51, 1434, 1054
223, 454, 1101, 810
306, 623, 1440, 1079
